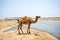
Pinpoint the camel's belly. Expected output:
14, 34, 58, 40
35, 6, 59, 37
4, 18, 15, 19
22, 20, 30, 25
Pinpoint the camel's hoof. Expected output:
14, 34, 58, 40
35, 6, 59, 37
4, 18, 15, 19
28, 32, 31, 34
29, 32, 31, 34
18, 33, 21, 35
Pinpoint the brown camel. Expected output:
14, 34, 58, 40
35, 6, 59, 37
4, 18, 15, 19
17, 16, 40, 34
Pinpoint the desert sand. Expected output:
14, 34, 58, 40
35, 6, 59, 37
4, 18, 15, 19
0, 21, 17, 30
0, 21, 59, 40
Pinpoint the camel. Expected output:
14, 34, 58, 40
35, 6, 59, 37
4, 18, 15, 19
17, 16, 40, 34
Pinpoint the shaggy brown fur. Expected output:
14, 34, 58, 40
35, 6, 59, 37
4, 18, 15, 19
17, 16, 40, 34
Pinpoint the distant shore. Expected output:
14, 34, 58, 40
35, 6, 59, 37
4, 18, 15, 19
0, 17, 60, 21
41, 17, 60, 20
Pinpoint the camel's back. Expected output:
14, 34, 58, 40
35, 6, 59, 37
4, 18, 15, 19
21, 16, 32, 24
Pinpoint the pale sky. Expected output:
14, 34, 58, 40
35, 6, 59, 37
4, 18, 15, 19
0, 0, 60, 18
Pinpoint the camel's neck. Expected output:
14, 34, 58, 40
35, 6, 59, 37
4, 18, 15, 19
32, 17, 38, 23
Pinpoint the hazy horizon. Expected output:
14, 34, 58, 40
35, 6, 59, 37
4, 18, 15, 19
0, 0, 60, 18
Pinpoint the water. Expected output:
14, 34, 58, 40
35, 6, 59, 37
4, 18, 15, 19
31, 20, 60, 39
3, 20, 60, 39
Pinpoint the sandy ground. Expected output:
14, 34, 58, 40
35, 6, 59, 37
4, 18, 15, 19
0, 21, 59, 40
0, 21, 17, 30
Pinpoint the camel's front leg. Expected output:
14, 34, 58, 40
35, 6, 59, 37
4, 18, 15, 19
20, 24, 23, 33
27, 24, 31, 34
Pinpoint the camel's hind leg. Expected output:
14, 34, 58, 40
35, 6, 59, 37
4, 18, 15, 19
27, 24, 31, 34
18, 24, 20, 34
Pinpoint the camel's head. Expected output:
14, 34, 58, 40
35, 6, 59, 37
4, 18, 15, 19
36, 16, 41, 19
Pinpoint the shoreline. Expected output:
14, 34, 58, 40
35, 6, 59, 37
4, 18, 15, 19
1, 26, 59, 39
0, 28, 58, 40
31, 28, 60, 39
0, 21, 59, 40
0, 25, 59, 40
